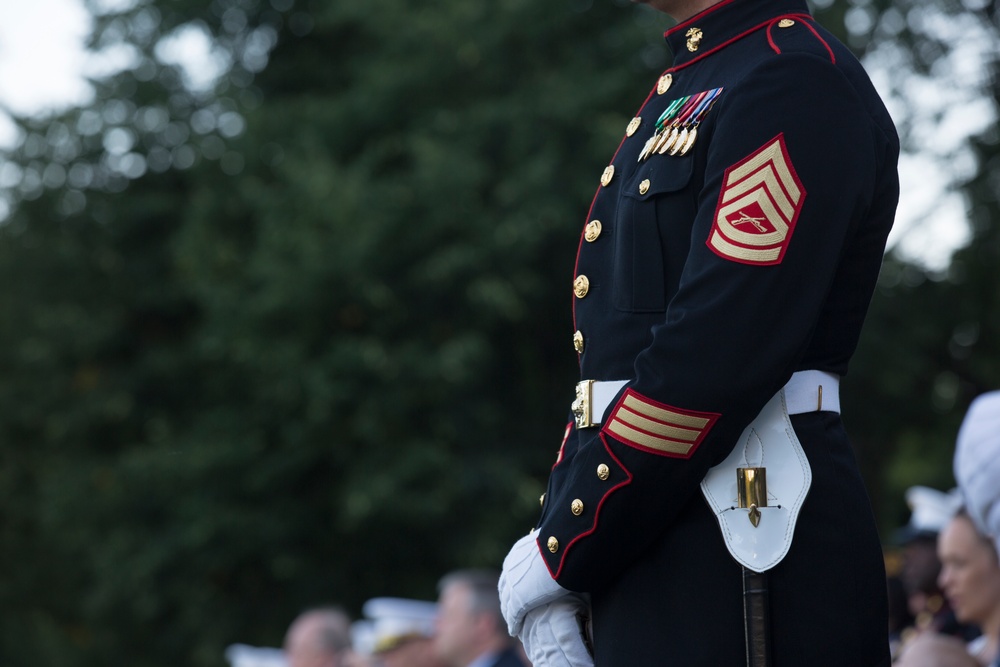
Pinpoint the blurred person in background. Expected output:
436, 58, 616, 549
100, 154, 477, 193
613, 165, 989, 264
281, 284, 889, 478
355, 597, 447, 667
434, 570, 527, 667
895, 391, 1000, 667
888, 573, 916, 659
224, 606, 353, 667
889, 485, 973, 658
895, 511, 1000, 666
284, 607, 355, 667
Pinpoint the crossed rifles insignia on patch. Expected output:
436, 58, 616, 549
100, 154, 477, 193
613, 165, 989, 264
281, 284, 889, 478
707, 133, 806, 266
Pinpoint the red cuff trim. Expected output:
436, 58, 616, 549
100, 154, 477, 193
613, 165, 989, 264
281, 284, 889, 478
544, 434, 633, 580
552, 421, 574, 470
601, 389, 720, 459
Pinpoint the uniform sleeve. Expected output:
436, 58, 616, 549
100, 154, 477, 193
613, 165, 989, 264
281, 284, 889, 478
536, 53, 893, 591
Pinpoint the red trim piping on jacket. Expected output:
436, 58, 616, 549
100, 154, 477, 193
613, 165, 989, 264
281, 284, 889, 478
542, 433, 634, 580
665, 13, 826, 74
766, 15, 835, 63
572, 84, 660, 337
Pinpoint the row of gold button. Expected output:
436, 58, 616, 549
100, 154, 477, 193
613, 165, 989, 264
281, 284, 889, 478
577, 93, 668, 305
545, 464, 612, 554
572, 72, 678, 357
574, 217, 602, 353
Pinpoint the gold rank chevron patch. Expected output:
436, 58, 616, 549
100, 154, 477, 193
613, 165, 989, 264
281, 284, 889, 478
707, 133, 805, 266
602, 390, 720, 459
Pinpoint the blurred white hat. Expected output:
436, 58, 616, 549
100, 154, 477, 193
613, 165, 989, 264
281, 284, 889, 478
224, 643, 287, 667
896, 485, 963, 543
359, 597, 438, 655
351, 618, 377, 657
954, 390, 1000, 554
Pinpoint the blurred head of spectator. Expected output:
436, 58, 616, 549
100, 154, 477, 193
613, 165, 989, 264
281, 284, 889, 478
893, 391, 1000, 667
434, 569, 524, 667
896, 486, 963, 607
938, 511, 1000, 636
284, 607, 354, 667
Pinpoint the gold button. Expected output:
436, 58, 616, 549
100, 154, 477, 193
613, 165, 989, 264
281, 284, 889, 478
584, 219, 602, 242
626, 117, 642, 136
573, 330, 584, 353
639, 179, 650, 195
573, 275, 590, 299
540, 493, 546, 507
571, 499, 584, 516
601, 165, 615, 187
778, 18, 795, 28
597, 464, 610, 481
657, 73, 673, 95
547, 536, 560, 553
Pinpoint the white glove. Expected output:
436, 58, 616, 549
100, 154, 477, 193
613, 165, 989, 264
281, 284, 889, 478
521, 597, 594, 667
499, 532, 569, 636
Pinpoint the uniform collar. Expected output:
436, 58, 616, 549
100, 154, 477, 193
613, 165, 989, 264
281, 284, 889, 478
664, 0, 812, 70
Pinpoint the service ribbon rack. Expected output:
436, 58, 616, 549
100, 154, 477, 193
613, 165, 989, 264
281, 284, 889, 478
639, 87, 724, 161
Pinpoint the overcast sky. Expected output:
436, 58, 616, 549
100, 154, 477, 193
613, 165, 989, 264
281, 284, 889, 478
0, 0, 94, 117
0, 0, 985, 270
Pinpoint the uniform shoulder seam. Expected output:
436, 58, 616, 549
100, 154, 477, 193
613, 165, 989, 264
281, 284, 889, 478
767, 18, 836, 64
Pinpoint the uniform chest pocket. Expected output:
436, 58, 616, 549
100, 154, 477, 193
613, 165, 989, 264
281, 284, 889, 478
613, 157, 695, 313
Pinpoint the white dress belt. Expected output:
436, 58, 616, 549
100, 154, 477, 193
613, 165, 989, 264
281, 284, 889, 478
782, 369, 840, 415
573, 370, 840, 429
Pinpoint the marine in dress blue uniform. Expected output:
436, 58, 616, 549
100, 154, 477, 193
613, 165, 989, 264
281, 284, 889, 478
530, 0, 899, 664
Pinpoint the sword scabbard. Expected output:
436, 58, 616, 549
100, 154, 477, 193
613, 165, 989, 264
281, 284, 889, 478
742, 568, 772, 667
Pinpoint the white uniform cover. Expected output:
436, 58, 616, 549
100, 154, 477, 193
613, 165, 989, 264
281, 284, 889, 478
954, 390, 1000, 555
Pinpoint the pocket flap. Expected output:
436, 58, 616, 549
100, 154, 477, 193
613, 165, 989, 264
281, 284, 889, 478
624, 156, 695, 201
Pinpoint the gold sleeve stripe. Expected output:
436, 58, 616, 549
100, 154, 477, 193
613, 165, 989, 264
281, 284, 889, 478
708, 232, 782, 263
622, 394, 711, 429
615, 406, 701, 442
607, 421, 694, 456
726, 137, 801, 203
604, 389, 721, 459
723, 165, 795, 220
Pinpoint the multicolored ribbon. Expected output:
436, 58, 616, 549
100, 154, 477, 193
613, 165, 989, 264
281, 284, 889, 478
639, 87, 724, 161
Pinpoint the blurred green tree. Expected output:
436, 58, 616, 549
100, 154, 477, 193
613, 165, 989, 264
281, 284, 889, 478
834, 0, 1000, 530
0, 0, 663, 663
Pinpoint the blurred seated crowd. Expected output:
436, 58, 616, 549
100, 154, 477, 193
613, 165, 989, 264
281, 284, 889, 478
225, 569, 529, 667
890, 391, 1000, 667
224, 390, 1000, 667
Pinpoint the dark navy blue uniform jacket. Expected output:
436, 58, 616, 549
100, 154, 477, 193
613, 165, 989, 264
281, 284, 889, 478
534, 0, 899, 591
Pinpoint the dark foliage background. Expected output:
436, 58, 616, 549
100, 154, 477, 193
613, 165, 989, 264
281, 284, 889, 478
0, 0, 997, 663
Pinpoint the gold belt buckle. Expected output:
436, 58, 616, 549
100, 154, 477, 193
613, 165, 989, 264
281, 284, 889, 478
572, 380, 594, 429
